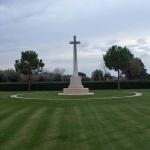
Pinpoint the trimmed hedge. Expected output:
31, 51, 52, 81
0, 82, 69, 91
0, 81, 150, 91
84, 81, 150, 90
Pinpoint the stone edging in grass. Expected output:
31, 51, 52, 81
10, 92, 143, 101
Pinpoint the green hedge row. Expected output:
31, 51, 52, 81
0, 81, 150, 91
84, 81, 150, 89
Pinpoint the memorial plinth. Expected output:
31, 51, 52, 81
61, 76, 92, 95
59, 36, 94, 96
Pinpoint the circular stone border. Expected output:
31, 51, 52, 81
10, 92, 143, 101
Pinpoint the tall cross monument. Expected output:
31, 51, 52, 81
70, 36, 80, 77
59, 36, 94, 95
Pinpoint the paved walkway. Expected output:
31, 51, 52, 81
10, 92, 143, 101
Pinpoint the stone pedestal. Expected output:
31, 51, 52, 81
59, 76, 94, 95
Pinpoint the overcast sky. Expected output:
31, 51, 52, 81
0, 0, 150, 76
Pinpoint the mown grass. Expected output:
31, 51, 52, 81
0, 89, 149, 150
16, 90, 133, 100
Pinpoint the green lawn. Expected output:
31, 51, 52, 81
0, 90, 150, 150
17, 90, 133, 100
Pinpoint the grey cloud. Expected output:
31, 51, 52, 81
91, 46, 107, 52
136, 38, 148, 45
138, 46, 150, 50
80, 41, 89, 49
106, 40, 119, 46
0, 0, 150, 75
0, 0, 14, 5
128, 44, 139, 49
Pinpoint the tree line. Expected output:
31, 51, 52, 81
0, 46, 149, 90
0, 69, 112, 82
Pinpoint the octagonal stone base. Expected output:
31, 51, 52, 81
58, 76, 94, 96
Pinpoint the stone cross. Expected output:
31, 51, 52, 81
58, 36, 94, 95
70, 36, 80, 76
